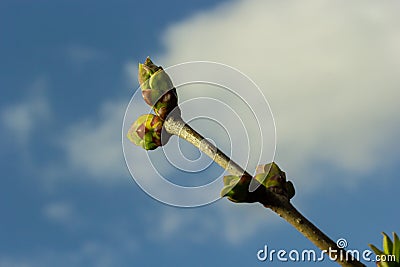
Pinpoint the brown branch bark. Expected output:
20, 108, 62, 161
164, 114, 365, 267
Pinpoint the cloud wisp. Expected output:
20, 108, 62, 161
156, 0, 400, 189
40, 0, 400, 245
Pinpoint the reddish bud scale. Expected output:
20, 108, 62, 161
138, 57, 179, 121
127, 114, 171, 150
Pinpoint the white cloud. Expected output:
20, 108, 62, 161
155, 0, 400, 189
147, 199, 280, 245
0, 238, 137, 267
1, 78, 51, 145
61, 101, 129, 182
59, 0, 400, 244
65, 44, 106, 67
43, 202, 75, 224
124, 0, 400, 244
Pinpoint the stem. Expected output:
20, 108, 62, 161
264, 196, 365, 267
164, 115, 246, 177
164, 115, 365, 267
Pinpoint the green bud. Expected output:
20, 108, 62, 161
138, 57, 179, 120
127, 114, 171, 150
255, 162, 295, 199
220, 175, 241, 202
221, 175, 256, 203
221, 162, 295, 203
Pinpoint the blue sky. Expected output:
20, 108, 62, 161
1, 0, 399, 266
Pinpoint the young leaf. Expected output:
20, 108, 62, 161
369, 244, 384, 256
383, 232, 393, 255
393, 232, 400, 263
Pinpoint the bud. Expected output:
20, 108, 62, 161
254, 162, 295, 200
220, 162, 295, 203
138, 57, 179, 120
127, 114, 171, 150
220, 175, 254, 203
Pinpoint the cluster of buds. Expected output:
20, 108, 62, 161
221, 162, 295, 203
127, 57, 179, 150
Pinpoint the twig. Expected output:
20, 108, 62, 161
164, 114, 366, 267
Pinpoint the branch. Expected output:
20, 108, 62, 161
163, 114, 246, 177
132, 57, 365, 266
164, 114, 365, 267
